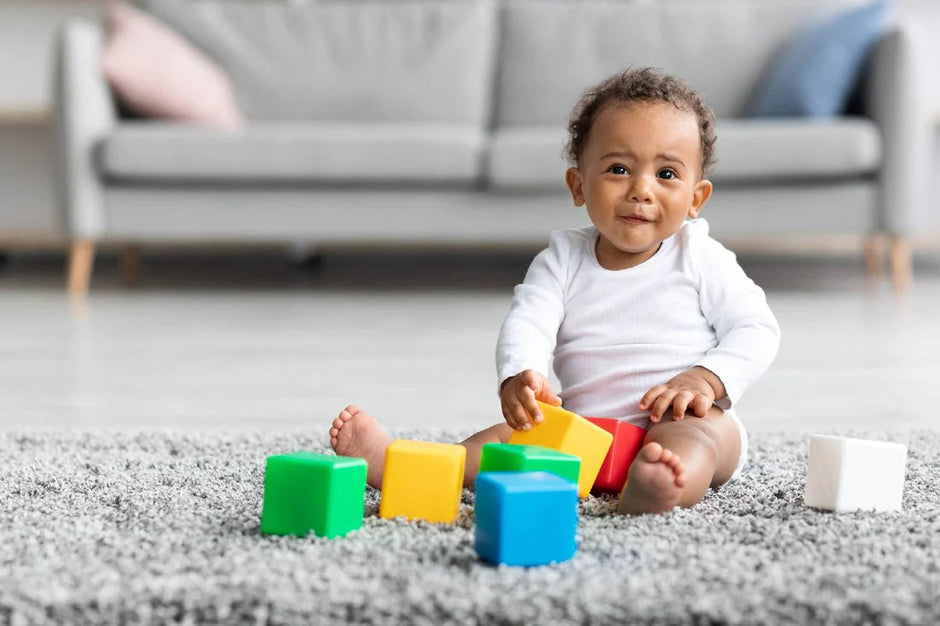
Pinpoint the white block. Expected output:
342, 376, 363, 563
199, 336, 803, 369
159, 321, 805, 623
804, 435, 907, 512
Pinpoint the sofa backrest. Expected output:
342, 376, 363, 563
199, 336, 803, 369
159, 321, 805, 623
495, 0, 871, 127
139, 0, 498, 126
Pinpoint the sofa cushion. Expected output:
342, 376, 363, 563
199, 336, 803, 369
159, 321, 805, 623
139, 0, 498, 126
747, 1, 889, 118
712, 118, 881, 182
487, 119, 880, 189
496, 0, 871, 127
98, 123, 486, 184
101, 2, 244, 128
487, 128, 570, 191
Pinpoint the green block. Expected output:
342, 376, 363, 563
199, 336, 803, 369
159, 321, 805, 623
479, 443, 580, 485
260, 452, 367, 538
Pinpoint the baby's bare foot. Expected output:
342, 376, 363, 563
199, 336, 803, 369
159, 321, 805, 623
329, 405, 393, 488
617, 442, 686, 515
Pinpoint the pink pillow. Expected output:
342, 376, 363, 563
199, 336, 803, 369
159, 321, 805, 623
101, 2, 244, 129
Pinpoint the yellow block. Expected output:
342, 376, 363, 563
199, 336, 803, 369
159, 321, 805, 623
379, 439, 467, 523
509, 402, 613, 497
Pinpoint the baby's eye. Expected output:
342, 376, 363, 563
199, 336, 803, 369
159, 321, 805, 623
608, 164, 628, 175
658, 168, 678, 180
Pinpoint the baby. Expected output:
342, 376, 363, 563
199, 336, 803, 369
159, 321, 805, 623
330, 67, 780, 514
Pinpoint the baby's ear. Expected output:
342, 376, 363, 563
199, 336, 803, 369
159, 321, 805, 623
565, 167, 585, 206
687, 178, 713, 219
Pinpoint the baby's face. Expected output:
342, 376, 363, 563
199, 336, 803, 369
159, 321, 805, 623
565, 102, 712, 270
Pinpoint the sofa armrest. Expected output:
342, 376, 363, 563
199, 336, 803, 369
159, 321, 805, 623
52, 19, 116, 239
864, 24, 932, 236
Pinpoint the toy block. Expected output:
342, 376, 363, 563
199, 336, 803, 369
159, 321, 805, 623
508, 401, 613, 497
804, 434, 907, 512
479, 443, 580, 485
475, 471, 578, 566
379, 439, 467, 523
584, 418, 647, 493
260, 451, 366, 538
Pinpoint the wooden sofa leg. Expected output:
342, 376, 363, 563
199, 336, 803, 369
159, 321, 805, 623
67, 239, 95, 297
889, 236, 912, 293
864, 234, 885, 279
121, 244, 142, 287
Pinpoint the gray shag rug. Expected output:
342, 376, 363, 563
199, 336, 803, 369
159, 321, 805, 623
2, 428, 939, 625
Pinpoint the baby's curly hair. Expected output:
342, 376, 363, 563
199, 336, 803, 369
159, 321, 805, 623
566, 67, 717, 177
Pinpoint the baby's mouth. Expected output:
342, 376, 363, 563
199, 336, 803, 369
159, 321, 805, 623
619, 215, 651, 225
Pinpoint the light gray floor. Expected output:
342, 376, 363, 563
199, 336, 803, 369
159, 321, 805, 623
1, 249, 938, 434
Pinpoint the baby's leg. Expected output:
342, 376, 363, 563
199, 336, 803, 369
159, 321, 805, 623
330, 405, 511, 489
330, 405, 395, 488
459, 423, 514, 487
617, 407, 741, 515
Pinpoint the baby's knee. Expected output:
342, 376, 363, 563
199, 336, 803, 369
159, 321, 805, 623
646, 417, 720, 460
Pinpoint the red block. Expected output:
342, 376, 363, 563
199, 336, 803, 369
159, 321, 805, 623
585, 418, 647, 493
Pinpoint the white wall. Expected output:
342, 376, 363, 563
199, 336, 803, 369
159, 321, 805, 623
0, 0, 100, 240
898, 1, 940, 236
0, 0, 101, 112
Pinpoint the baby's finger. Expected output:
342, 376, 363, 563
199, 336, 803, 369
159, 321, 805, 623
649, 390, 678, 422
690, 394, 711, 417
508, 403, 531, 430
538, 386, 562, 407
501, 398, 523, 429
523, 389, 543, 424
639, 385, 668, 410
515, 386, 540, 424
513, 387, 539, 427
673, 390, 695, 420
499, 402, 513, 428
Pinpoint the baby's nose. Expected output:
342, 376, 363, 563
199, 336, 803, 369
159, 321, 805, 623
628, 176, 653, 202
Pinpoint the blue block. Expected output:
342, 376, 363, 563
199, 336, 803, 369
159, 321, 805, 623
474, 471, 578, 566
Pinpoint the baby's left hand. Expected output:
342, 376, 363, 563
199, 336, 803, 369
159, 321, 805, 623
640, 367, 723, 422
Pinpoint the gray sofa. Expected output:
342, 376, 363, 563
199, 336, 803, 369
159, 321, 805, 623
54, 0, 931, 294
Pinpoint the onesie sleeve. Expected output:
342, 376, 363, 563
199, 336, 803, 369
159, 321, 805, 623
494, 230, 570, 393
688, 222, 781, 409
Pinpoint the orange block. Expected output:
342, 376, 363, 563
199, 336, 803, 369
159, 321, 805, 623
508, 402, 613, 497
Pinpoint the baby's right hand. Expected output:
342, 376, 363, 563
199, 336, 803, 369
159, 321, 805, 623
499, 370, 562, 430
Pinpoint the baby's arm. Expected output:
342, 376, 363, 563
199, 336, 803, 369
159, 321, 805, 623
642, 225, 780, 420
684, 228, 780, 413
495, 232, 569, 429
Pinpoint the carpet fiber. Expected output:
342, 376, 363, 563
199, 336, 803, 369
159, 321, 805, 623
2, 428, 938, 625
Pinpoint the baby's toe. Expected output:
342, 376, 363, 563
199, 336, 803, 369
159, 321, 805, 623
640, 442, 663, 462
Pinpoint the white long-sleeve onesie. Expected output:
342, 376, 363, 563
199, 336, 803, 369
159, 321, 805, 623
495, 218, 780, 425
